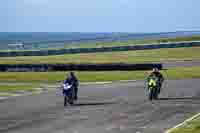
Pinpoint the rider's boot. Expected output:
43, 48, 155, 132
155, 86, 161, 100
74, 87, 78, 100
74, 95, 78, 100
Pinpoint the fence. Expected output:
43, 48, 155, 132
0, 63, 162, 72
0, 41, 199, 57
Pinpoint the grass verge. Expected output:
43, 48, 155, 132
0, 67, 200, 93
170, 116, 200, 133
0, 67, 200, 83
0, 47, 200, 64
0, 84, 39, 93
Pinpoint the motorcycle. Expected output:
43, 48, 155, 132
146, 76, 160, 101
62, 83, 75, 106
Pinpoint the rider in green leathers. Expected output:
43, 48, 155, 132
147, 67, 164, 94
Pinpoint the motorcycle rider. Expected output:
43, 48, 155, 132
64, 72, 79, 100
147, 67, 164, 94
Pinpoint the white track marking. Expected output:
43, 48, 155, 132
165, 112, 200, 133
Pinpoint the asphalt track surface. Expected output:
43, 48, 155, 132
163, 60, 200, 68
1, 79, 200, 133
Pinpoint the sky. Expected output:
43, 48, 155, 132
1, 0, 200, 32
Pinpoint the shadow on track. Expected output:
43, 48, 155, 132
72, 101, 115, 107
158, 97, 200, 101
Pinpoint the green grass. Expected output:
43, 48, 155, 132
0, 67, 200, 93
0, 67, 200, 83
0, 47, 200, 64
170, 116, 200, 133
0, 84, 39, 93
63, 36, 200, 49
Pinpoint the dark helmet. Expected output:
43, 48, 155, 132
152, 67, 159, 72
69, 71, 75, 77
66, 71, 74, 77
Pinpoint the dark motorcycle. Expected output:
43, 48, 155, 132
62, 83, 75, 106
146, 76, 160, 101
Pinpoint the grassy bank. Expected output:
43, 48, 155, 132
0, 67, 200, 83
0, 47, 200, 64
170, 116, 200, 133
64, 36, 200, 49
1, 36, 200, 52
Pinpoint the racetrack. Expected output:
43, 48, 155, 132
0, 79, 200, 133
163, 60, 200, 68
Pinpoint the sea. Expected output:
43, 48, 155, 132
0, 31, 200, 50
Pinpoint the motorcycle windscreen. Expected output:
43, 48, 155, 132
63, 83, 72, 90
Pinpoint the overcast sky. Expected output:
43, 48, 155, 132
1, 0, 200, 32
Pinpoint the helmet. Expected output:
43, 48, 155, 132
152, 67, 159, 72
70, 71, 75, 77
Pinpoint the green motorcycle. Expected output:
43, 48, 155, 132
146, 75, 160, 101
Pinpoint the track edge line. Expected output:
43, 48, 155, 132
165, 112, 200, 133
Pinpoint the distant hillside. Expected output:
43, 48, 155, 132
0, 31, 200, 50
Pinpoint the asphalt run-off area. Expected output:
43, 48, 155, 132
0, 79, 200, 133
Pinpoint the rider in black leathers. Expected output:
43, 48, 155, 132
64, 72, 79, 100
148, 67, 164, 94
